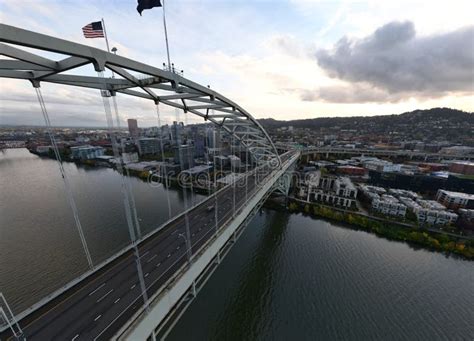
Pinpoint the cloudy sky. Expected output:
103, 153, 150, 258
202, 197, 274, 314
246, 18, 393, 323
0, 0, 473, 127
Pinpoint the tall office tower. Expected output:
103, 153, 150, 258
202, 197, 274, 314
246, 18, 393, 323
127, 118, 139, 138
174, 144, 195, 170
206, 127, 221, 149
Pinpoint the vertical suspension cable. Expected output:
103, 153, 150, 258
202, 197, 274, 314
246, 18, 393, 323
232, 127, 236, 217
97, 72, 149, 309
245, 124, 249, 203
155, 103, 172, 219
211, 114, 219, 235
182, 105, 195, 207
111, 95, 143, 239
174, 107, 193, 262
34, 86, 94, 270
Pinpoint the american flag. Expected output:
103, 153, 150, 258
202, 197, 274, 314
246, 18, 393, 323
82, 21, 104, 38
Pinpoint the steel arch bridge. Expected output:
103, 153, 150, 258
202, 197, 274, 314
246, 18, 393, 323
0, 23, 280, 166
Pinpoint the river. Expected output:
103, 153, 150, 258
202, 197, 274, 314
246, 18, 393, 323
1, 149, 473, 339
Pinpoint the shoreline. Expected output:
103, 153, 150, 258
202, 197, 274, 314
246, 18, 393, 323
264, 197, 474, 260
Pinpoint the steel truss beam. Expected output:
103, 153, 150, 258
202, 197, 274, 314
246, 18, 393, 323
0, 23, 280, 166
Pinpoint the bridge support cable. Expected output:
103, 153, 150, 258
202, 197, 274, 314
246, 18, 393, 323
231, 128, 236, 218
182, 104, 196, 207
173, 107, 193, 263
245, 125, 249, 204
97, 71, 150, 310
155, 103, 172, 220
33, 85, 94, 270
0, 293, 23, 338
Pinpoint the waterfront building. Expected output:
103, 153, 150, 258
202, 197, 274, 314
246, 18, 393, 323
436, 189, 474, 210
416, 208, 458, 226
334, 177, 357, 199
36, 145, 52, 155
70, 145, 104, 160
137, 138, 161, 155
371, 195, 407, 217
125, 161, 162, 172
122, 152, 139, 164
297, 171, 356, 208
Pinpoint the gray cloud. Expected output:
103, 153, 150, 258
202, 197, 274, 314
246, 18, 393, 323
314, 21, 474, 99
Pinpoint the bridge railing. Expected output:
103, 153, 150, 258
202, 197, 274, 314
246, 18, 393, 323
113, 151, 300, 339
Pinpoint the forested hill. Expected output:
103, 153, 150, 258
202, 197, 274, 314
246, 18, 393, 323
258, 108, 473, 131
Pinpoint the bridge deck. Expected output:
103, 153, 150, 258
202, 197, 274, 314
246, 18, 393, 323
1, 152, 296, 341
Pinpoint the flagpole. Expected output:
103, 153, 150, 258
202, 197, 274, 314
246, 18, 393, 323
101, 18, 111, 53
162, 0, 172, 71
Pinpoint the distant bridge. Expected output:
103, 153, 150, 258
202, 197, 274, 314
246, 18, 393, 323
300, 146, 474, 161
0, 24, 300, 340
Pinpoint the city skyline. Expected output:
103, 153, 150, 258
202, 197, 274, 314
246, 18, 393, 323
0, 0, 473, 127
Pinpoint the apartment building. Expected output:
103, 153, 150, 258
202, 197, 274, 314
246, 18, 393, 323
371, 194, 407, 217
436, 189, 474, 210
297, 171, 357, 208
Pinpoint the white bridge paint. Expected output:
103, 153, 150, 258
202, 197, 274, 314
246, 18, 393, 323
117, 153, 299, 340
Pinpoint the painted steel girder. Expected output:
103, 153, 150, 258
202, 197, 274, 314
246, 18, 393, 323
0, 23, 280, 166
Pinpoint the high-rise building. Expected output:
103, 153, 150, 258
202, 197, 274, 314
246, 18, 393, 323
206, 127, 220, 149
171, 121, 184, 146
193, 136, 206, 158
174, 144, 195, 170
128, 119, 139, 138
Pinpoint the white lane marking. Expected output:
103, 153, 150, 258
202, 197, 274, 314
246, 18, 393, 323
96, 289, 114, 303
145, 272, 149, 278
130, 284, 136, 290
139, 251, 150, 258
171, 230, 178, 235
176, 246, 180, 250
167, 253, 171, 258
156, 262, 161, 267
192, 233, 195, 237
93, 252, 190, 341
94, 315, 102, 321
88, 283, 106, 296
147, 254, 157, 263
72, 335, 79, 341
114, 298, 121, 304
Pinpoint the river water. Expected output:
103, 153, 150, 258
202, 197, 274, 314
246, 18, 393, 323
1, 149, 473, 339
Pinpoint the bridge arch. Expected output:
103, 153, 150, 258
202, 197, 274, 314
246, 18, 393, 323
0, 24, 280, 166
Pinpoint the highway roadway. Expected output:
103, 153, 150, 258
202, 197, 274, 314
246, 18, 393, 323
2, 152, 294, 340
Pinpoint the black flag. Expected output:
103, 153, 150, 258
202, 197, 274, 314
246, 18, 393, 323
137, 0, 162, 15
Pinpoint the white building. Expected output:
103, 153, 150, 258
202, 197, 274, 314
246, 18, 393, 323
371, 195, 407, 217
70, 145, 104, 160
436, 189, 474, 210
297, 172, 357, 208
415, 209, 457, 226
122, 152, 139, 164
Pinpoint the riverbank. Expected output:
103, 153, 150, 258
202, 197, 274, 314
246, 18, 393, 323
265, 197, 474, 260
